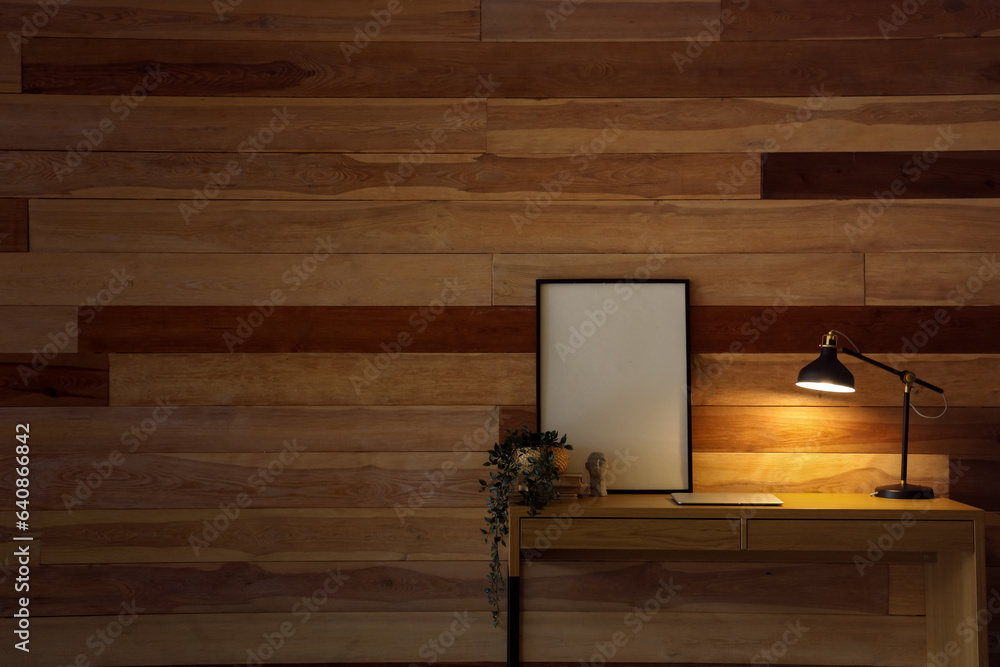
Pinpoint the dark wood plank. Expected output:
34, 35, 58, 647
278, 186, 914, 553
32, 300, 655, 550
724, 0, 1000, 40
0, 353, 108, 406
948, 456, 1000, 511
0, 198, 28, 251
21, 38, 1000, 98
0, 0, 480, 41
78, 306, 535, 353
762, 151, 1000, 199
0, 306, 77, 353
0, 151, 757, 200
0, 11, 18, 93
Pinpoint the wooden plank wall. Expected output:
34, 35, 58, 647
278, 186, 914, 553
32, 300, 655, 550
0, 0, 998, 665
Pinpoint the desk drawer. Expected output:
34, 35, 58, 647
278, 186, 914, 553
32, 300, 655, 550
521, 518, 741, 551
747, 519, 974, 552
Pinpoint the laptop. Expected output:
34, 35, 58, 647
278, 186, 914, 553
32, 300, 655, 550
671, 492, 783, 506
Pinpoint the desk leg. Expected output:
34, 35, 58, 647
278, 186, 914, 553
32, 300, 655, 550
925, 520, 987, 667
508, 575, 520, 667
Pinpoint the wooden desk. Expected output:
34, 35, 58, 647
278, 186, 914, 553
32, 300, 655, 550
508, 493, 986, 666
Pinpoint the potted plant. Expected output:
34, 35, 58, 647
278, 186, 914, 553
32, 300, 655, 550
478, 424, 572, 627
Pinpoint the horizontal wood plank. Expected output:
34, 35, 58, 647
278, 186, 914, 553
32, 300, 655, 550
0, 151, 757, 200
0, 96, 486, 152
77, 306, 535, 353
0, 0, 480, 41
0, 198, 28, 251
0, 306, 77, 353
19, 39, 1000, 98
482, 0, 720, 41
493, 253, 864, 306
948, 456, 1000, 511
724, 0, 1000, 40
489, 96, 1000, 153
692, 452, 949, 496
866, 252, 1000, 306
762, 151, 1000, 199
37, 508, 488, 563
0, 353, 108, 407
28, 198, 1000, 254
18, 561, 491, 616
690, 353, 1000, 407
0, 405, 501, 454
0, 253, 492, 306
21, 611, 503, 665
0, 14, 17, 93
109, 353, 535, 406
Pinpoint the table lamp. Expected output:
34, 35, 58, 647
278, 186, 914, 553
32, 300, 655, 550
795, 331, 944, 499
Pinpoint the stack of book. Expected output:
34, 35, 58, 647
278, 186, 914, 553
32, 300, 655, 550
553, 472, 587, 499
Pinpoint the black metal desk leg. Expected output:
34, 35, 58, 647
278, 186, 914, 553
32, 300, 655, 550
507, 575, 520, 667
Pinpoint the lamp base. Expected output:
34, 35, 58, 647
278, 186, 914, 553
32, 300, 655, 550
874, 483, 935, 500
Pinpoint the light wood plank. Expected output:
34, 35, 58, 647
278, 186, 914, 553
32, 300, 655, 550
890, 564, 926, 616
0, 96, 486, 152
493, 253, 864, 306
483, 0, 720, 41
521, 518, 742, 551
0, 253, 491, 306
0, 198, 28, 251
693, 452, 950, 496
108, 353, 535, 406
38, 508, 489, 563
5, 406, 501, 453
522, 610, 925, 664
690, 353, 1000, 408
0, 306, 77, 353
489, 96, 1000, 153
748, 517, 971, 551
0, 0, 481, 41
867, 252, 1000, 307
30, 199, 1000, 254
22, 611, 502, 665
0, 151, 758, 200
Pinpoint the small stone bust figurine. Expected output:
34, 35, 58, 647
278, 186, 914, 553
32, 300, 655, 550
586, 451, 608, 497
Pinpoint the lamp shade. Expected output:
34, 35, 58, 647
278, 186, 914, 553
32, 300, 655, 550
796, 345, 856, 393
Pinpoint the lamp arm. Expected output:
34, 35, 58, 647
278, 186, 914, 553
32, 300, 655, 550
838, 347, 944, 394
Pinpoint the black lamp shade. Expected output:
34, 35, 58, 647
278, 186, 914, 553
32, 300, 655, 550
796, 345, 856, 393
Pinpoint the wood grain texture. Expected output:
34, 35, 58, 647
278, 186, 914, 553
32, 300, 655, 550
0, 405, 501, 454
949, 457, 1000, 511
21, 561, 491, 616
0, 13, 18, 93
866, 252, 1000, 306
21, 38, 1000, 98
762, 151, 1000, 199
28, 198, 1000, 254
493, 253, 864, 306
0, 198, 28, 251
0, 96, 486, 152
482, 0, 720, 41
0, 253, 492, 306
489, 96, 1000, 153
0, 0, 480, 40
692, 452, 949, 496
520, 560, 889, 614
77, 306, 535, 353
0, 151, 758, 200
521, 611, 924, 664
37, 508, 488, 563
0, 353, 108, 407
109, 353, 535, 406
689, 354, 1000, 407
692, 406, 1000, 457
17, 451, 489, 509
724, 0, 1000, 40
0, 306, 77, 353
20, 611, 503, 665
